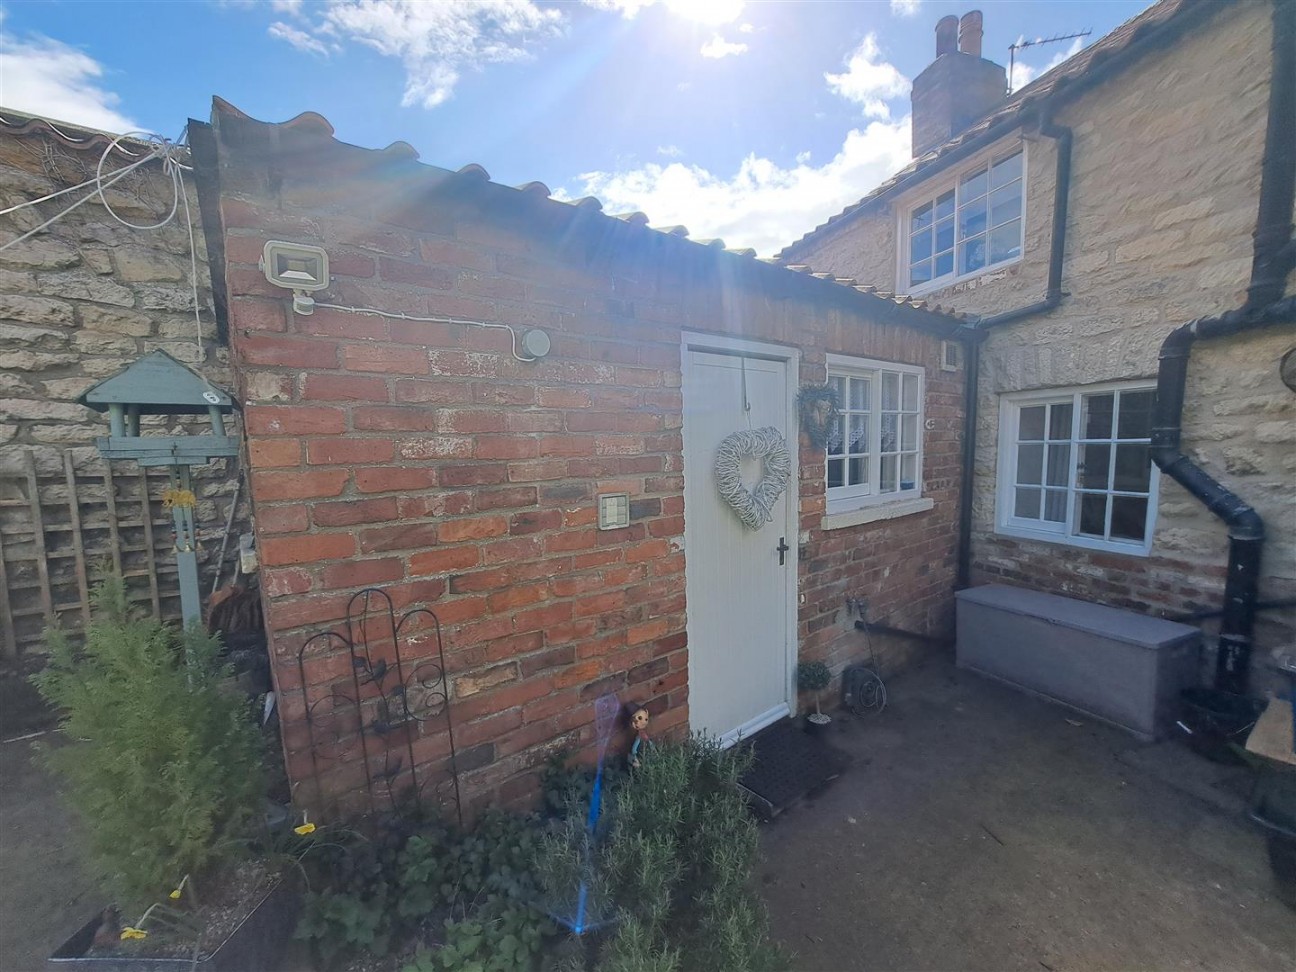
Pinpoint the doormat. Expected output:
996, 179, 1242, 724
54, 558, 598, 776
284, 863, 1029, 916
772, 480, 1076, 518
737, 720, 848, 819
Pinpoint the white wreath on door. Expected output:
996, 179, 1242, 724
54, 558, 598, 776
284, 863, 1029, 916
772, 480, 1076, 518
713, 427, 792, 530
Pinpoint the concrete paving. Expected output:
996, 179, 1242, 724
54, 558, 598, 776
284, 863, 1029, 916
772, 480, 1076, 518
759, 656, 1296, 972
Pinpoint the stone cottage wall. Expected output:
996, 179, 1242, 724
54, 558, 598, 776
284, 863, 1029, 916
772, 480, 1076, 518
212, 111, 966, 814
0, 123, 245, 663
784, 0, 1296, 676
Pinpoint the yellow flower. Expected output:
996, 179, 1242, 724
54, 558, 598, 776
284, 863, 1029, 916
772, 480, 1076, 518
168, 888, 181, 900
120, 927, 148, 941
294, 822, 316, 836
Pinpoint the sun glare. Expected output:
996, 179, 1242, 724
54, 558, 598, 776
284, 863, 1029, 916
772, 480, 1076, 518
664, 0, 745, 28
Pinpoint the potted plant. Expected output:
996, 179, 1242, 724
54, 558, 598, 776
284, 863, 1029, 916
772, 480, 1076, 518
34, 573, 298, 970
797, 661, 833, 736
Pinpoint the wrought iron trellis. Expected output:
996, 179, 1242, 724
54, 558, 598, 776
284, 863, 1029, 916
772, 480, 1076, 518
296, 587, 462, 826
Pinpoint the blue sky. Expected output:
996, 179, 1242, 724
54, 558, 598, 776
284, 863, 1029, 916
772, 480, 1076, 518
1, 0, 1151, 254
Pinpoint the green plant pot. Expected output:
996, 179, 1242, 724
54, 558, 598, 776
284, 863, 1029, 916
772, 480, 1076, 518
48, 885, 300, 972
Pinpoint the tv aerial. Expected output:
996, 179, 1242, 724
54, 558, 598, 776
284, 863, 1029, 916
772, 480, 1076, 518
1008, 30, 1093, 94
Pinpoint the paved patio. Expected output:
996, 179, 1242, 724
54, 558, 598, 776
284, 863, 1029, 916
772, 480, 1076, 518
759, 655, 1295, 971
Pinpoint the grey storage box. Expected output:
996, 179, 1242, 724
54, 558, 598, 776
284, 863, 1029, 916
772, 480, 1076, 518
955, 584, 1201, 740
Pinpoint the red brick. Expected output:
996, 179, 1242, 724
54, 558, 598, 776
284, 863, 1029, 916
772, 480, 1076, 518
359, 522, 439, 553
355, 466, 438, 492
302, 373, 390, 402
320, 557, 405, 590
229, 297, 286, 333
379, 257, 455, 289
240, 335, 338, 368
508, 460, 567, 482
475, 486, 537, 511
510, 510, 562, 535
295, 307, 386, 340
479, 537, 543, 565
471, 383, 535, 406
439, 516, 508, 543
626, 617, 672, 646
409, 546, 481, 576
249, 439, 301, 468
261, 532, 356, 567
246, 405, 346, 436
306, 438, 395, 465
252, 469, 349, 501
343, 344, 430, 375
399, 492, 473, 518
475, 436, 539, 460
312, 496, 399, 527
513, 602, 573, 633
573, 591, 626, 618
438, 410, 508, 434
625, 539, 671, 563
257, 505, 310, 534
263, 567, 311, 596
394, 379, 472, 404
487, 583, 549, 612
353, 406, 440, 432
544, 530, 596, 553
439, 463, 509, 487
330, 251, 376, 277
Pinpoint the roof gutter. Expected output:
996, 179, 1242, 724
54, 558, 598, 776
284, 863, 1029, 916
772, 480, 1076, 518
1150, 0, 1295, 696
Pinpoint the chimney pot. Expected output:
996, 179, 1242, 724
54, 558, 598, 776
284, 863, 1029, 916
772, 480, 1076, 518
959, 11, 984, 57
936, 15, 959, 57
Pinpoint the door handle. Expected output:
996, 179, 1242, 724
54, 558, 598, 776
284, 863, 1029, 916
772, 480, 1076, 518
776, 536, 790, 566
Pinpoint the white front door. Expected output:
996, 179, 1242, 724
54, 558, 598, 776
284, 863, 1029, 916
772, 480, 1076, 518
681, 336, 797, 746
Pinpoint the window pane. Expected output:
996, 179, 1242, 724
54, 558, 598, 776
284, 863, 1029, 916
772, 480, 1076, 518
935, 218, 955, 254
901, 453, 917, 489
880, 414, 898, 452
1043, 489, 1068, 522
1079, 493, 1108, 536
850, 377, 869, 411
1111, 496, 1149, 542
848, 457, 867, 487
827, 457, 844, 488
910, 260, 932, 286
959, 197, 987, 239
961, 166, 988, 200
1017, 443, 1044, 484
990, 151, 1023, 189
934, 251, 954, 278
902, 373, 918, 411
901, 414, 918, 451
989, 184, 1021, 227
882, 372, 900, 411
827, 415, 844, 455
911, 201, 933, 232
1014, 486, 1041, 519
1114, 444, 1151, 492
1046, 443, 1071, 486
1080, 443, 1111, 489
848, 414, 868, 454
1084, 393, 1115, 439
934, 190, 955, 221
1048, 402, 1074, 440
880, 455, 898, 492
989, 220, 1021, 263
959, 238, 986, 274
910, 231, 932, 263
1117, 390, 1154, 439
1019, 405, 1046, 440
830, 375, 845, 402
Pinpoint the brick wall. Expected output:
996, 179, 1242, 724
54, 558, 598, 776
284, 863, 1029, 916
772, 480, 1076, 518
210, 108, 965, 814
783, 1, 1295, 680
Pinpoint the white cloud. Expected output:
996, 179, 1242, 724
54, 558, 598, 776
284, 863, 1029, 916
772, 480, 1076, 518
583, 0, 745, 26
738, 22, 754, 33
0, 28, 136, 133
268, 21, 329, 57
261, 1, 564, 109
890, 0, 921, 17
562, 118, 912, 257
825, 33, 909, 119
657, 144, 683, 158
700, 35, 747, 59
271, 0, 304, 14
1009, 36, 1083, 93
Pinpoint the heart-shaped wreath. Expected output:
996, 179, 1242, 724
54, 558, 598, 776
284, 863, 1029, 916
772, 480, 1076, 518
795, 383, 841, 449
713, 427, 792, 530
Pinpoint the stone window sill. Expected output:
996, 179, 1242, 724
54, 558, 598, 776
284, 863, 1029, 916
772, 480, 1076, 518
820, 496, 934, 531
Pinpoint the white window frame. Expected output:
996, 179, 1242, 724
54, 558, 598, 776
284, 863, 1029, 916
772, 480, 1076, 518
825, 354, 924, 517
995, 381, 1161, 556
896, 141, 1028, 296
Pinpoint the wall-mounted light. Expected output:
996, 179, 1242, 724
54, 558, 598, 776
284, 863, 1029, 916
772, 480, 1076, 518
521, 328, 552, 359
261, 241, 329, 315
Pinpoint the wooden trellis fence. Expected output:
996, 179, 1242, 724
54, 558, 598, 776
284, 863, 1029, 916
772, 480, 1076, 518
0, 448, 239, 667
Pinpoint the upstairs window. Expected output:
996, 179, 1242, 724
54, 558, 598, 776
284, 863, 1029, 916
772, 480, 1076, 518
905, 149, 1024, 292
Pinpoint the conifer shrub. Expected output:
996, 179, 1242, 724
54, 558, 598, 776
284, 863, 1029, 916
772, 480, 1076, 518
32, 574, 265, 911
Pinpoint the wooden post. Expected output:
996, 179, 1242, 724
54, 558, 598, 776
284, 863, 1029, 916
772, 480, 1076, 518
103, 464, 123, 579
0, 527, 16, 660
23, 450, 54, 630
137, 468, 161, 618
63, 452, 92, 630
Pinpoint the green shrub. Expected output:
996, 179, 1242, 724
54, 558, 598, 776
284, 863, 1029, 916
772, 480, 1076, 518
32, 573, 264, 911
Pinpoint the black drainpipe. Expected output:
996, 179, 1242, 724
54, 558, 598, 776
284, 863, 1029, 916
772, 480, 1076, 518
957, 114, 1074, 587
1150, 0, 1295, 697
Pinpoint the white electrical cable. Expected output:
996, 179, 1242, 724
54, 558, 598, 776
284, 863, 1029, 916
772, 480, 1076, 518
310, 302, 540, 362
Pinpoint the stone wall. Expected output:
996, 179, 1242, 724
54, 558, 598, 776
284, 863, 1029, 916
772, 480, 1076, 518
212, 108, 966, 814
0, 122, 245, 658
785, 0, 1296, 682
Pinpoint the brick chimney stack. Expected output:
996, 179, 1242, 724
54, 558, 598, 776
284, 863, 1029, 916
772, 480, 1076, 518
910, 9, 1007, 157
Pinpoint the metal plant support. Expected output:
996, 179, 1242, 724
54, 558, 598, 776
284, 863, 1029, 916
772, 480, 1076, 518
296, 588, 462, 826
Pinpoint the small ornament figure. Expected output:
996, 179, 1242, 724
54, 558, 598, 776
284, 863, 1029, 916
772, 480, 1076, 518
627, 704, 651, 770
